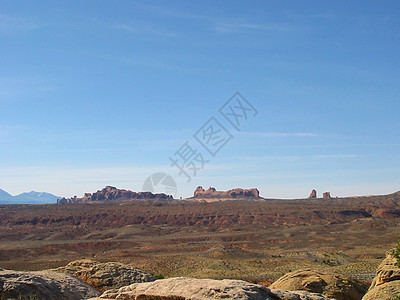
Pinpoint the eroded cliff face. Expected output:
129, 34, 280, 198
362, 251, 400, 300
193, 186, 260, 199
58, 186, 173, 203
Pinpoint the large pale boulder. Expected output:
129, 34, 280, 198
0, 269, 99, 300
270, 288, 333, 300
269, 269, 367, 300
368, 251, 400, 288
53, 259, 155, 292
91, 277, 333, 300
362, 251, 400, 300
362, 281, 400, 299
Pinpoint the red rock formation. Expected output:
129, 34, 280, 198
309, 189, 317, 199
57, 186, 172, 204
193, 186, 260, 198
323, 192, 331, 199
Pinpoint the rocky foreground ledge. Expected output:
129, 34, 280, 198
0, 269, 99, 299
362, 251, 400, 299
1, 251, 400, 299
90, 277, 332, 300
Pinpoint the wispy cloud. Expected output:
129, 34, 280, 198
137, 4, 207, 21
285, 11, 337, 22
114, 23, 178, 38
241, 155, 303, 161
212, 20, 293, 34
0, 125, 190, 154
0, 128, 7, 142
0, 13, 38, 34
238, 131, 318, 138
313, 154, 358, 159
252, 143, 400, 150
135, 4, 293, 35
0, 77, 57, 101
240, 153, 358, 163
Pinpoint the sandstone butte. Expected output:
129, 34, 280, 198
57, 186, 173, 204
193, 186, 260, 199
58, 186, 262, 204
57, 185, 339, 204
323, 192, 332, 199
309, 189, 317, 199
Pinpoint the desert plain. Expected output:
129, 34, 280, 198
1, 189, 399, 287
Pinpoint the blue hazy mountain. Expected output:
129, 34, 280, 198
0, 189, 60, 204
0, 189, 13, 202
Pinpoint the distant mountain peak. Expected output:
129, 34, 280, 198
0, 188, 12, 199
0, 188, 61, 204
20, 191, 52, 197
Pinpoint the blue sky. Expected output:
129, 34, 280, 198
0, 1, 399, 199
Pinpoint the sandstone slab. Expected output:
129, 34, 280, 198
91, 277, 332, 300
269, 269, 367, 300
362, 251, 400, 299
0, 269, 99, 300
54, 259, 155, 292
362, 280, 400, 300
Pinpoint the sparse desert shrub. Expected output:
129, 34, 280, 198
154, 274, 164, 279
393, 237, 400, 267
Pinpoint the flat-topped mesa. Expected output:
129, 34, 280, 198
57, 186, 173, 204
193, 186, 260, 198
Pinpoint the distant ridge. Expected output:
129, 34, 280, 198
0, 188, 60, 204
